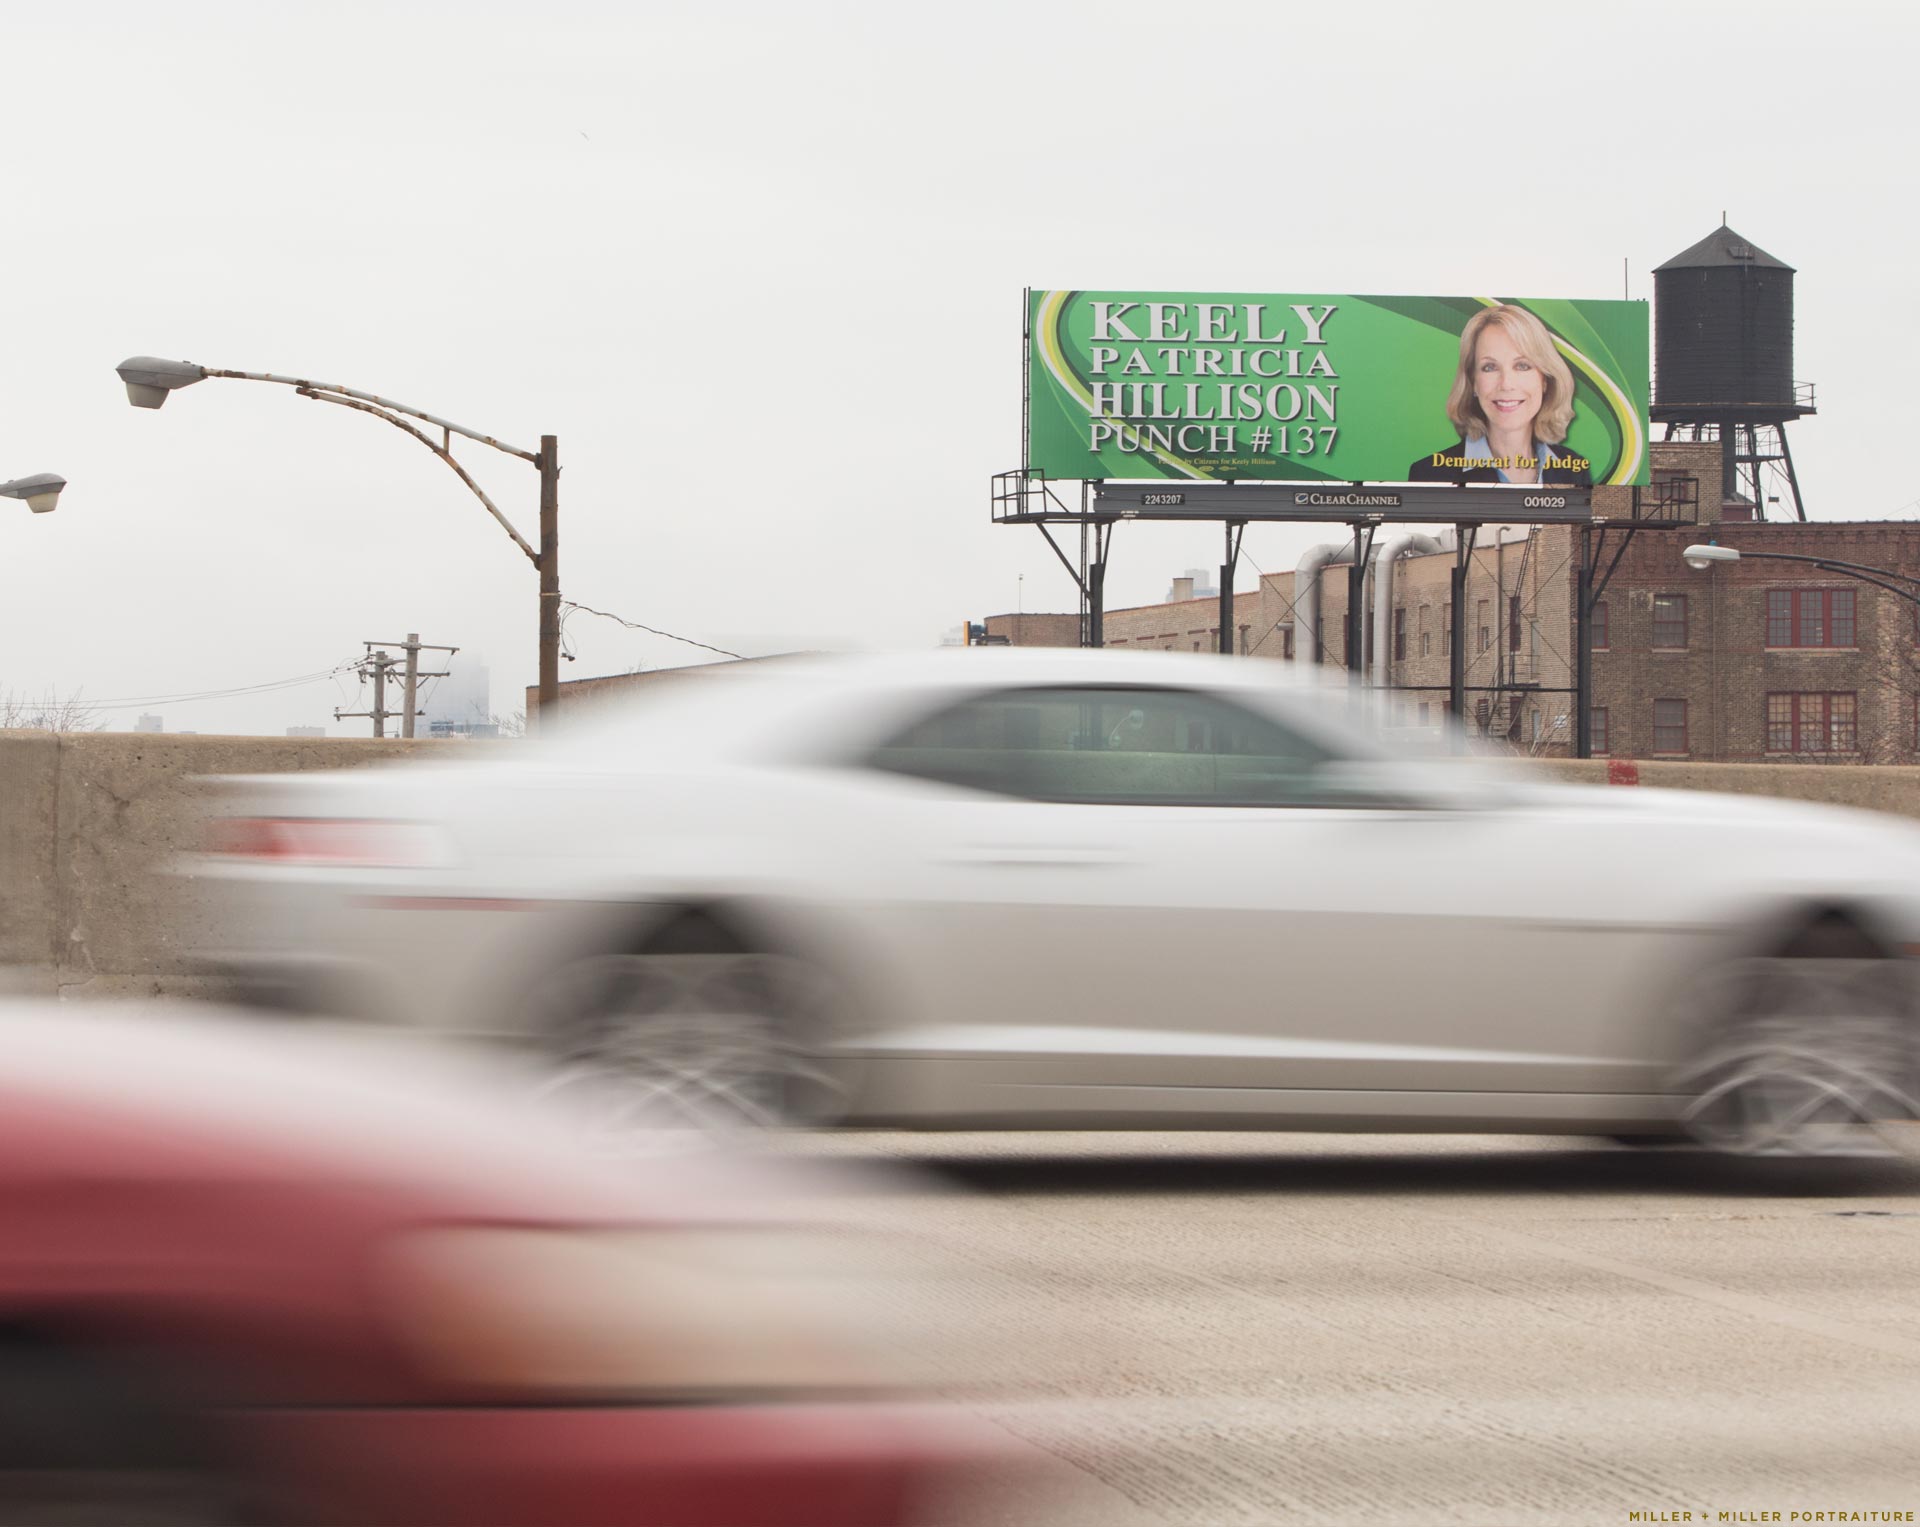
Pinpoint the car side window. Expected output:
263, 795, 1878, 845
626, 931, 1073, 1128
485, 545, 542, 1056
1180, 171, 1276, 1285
865, 686, 1341, 806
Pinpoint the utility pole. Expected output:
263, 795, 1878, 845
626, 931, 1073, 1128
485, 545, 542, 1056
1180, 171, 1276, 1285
336, 649, 400, 737
364, 632, 457, 738
335, 635, 456, 738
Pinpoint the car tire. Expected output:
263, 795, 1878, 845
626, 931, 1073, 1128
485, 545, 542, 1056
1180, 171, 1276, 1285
1673, 927, 1920, 1158
531, 939, 855, 1134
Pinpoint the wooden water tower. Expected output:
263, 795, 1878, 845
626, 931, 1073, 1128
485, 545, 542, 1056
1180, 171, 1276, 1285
1651, 224, 1813, 519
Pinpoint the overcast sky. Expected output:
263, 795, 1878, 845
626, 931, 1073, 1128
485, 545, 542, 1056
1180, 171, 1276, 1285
2, 0, 1911, 734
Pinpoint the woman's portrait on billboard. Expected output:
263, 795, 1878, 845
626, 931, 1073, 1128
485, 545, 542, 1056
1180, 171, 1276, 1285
1407, 304, 1591, 486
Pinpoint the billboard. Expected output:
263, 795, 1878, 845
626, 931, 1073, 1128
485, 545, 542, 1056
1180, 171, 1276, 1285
1027, 290, 1650, 486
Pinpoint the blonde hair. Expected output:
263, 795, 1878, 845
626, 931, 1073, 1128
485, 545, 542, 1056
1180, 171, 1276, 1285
1445, 304, 1576, 445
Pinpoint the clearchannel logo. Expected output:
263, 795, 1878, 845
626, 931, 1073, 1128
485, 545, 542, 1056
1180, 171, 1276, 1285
1291, 491, 1404, 509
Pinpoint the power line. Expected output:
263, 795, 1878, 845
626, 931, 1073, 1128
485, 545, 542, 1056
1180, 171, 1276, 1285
88, 665, 354, 705
561, 601, 744, 661
86, 662, 362, 712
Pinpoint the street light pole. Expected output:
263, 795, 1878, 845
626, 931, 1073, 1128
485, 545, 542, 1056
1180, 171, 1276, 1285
540, 435, 559, 718
115, 357, 561, 725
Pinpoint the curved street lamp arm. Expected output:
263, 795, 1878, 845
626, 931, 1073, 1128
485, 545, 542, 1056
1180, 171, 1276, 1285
1811, 564, 1920, 611
203, 368, 539, 463
1719, 546, 1920, 608
293, 388, 539, 566
1806, 557, 1920, 593
1723, 545, 1920, 590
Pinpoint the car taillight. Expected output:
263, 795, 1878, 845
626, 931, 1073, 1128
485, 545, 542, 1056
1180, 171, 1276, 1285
205, 817, 447, 869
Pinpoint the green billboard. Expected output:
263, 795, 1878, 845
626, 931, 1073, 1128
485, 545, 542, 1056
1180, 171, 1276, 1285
1027, 290, 1651, 487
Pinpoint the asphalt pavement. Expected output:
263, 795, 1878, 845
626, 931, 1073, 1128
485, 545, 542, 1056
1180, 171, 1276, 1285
790, 1131, 1920, 1527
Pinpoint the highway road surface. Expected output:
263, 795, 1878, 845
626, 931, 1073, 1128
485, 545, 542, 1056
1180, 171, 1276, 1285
791, 1131, 1920, 1527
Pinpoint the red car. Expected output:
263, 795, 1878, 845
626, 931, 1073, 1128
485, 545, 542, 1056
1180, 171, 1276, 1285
0, 1003, 988, 1526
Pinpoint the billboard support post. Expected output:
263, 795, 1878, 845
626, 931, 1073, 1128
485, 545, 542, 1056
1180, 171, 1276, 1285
1088, 551, 1106, 649
1575, 525, 1594, 759
1079, 521, 1089, 647
1449, 529, 1475, 737
1346, 523, 1379, 686
1219, 521, 1244, 656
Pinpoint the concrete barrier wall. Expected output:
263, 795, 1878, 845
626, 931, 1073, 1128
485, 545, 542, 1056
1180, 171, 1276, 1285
5, 732, 1920, 1001
1530, 757, 1920, 822
0, 732, 451, 1000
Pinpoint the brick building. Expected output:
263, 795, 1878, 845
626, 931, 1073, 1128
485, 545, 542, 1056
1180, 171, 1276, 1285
1589, 518, 1920, 763
985, 439, 1920, 763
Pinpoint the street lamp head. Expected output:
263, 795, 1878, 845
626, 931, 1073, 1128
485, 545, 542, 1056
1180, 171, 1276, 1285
115, 356, 207, 409
0, 473, 65, 514
1682, 544, 1740, 571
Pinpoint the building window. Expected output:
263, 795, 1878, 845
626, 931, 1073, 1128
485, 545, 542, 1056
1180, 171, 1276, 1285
1592, 600, 1609, 650
1443, 605, 1453, 656
1652, 594, 1688, 649
1591, 707, 1609, 755
1508, 595, 1522, 651
1477, 600, 1490, 654
1653, 698, 1688, 754
1418, 702, 1430, 725
1766, 588, 1855, 648
1418, 605, 1431, 657
1393, 607, 1406, 662
1283, 626, 1295, 660
1475, 697, 1490, 731
1766, 692, 1857, 753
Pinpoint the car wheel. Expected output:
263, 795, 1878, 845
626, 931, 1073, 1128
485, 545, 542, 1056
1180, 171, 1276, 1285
1673, 943, 1920, 1158
532, 947, 854, 1135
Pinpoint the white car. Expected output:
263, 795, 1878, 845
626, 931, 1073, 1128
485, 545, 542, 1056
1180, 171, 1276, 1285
190, 648, 1920, 1157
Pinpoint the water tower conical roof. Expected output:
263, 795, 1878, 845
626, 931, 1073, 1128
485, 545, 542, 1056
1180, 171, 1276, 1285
1656, 225, 1793, 273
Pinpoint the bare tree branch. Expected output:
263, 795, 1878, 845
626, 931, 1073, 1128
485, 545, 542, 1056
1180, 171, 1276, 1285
0, 689, 107, 733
